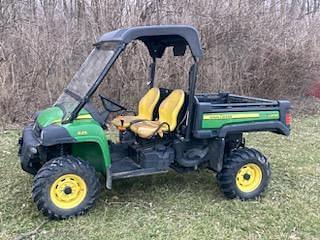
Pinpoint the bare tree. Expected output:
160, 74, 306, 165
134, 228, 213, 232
0, 0, 320, 124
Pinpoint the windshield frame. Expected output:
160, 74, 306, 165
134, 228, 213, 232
57, 41, 126, 122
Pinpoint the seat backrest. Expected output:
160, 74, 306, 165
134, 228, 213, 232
152, 88, 172, 119
138, 87, 160, 119
158, 89, 185, 131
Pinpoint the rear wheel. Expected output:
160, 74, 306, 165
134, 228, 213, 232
32, 156, 101, 219
217, 148, 270, 200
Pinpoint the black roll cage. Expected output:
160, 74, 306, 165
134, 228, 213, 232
67, 25, 203, 141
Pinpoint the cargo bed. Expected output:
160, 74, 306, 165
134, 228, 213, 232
195, 92, 278, 107
192, 92, 291, 138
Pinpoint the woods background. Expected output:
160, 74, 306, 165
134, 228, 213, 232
1, 0, 320, 124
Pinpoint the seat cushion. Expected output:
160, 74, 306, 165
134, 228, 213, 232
130, 121, 169, 138
111, 115, 140, 128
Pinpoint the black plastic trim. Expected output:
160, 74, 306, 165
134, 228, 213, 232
19, 126, 41, 174
41, 125, 76, 146
97, 25, 203, 57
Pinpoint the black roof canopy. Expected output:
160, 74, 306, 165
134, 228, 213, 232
96, 25, 203, 58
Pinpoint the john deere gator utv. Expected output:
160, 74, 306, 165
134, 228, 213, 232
18, 25, 291, 219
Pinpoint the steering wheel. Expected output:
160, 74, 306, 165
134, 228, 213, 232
99, 94, 127, 113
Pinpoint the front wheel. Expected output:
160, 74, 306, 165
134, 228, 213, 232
32, 156, 101, 219
217, 148, 270, 200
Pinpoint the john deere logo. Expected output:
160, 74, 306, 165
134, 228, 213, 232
203, 113, 260, 120
77, 130, 88, 136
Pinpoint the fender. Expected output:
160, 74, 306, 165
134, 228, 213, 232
41, 119, 111, 173
217, 121, 290, 137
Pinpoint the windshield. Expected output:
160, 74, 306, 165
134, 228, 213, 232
55, 42, 119, 120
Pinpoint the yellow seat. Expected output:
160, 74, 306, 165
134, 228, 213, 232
111, 87, 160, 129
130, 89, 185, 138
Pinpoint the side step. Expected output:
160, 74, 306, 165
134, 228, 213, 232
110, 157, 168, 180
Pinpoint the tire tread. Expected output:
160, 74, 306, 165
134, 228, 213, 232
217, 147, 270, 200
32, 155, 101, 219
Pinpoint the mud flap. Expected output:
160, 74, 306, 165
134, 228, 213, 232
106, 166, 112, 189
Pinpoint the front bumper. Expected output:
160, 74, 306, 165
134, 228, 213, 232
18, 125, 41, 174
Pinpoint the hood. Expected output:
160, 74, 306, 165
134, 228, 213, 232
36, 107, 91, 128
36, 107, 64, 127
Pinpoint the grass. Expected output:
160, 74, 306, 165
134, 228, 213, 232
0, 115, 319, 240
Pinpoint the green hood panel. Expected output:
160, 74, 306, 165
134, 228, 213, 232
36, 107, 64, 127
36, 107, 90, 127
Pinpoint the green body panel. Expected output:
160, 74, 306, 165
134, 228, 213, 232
37, 107, 63, 127
72, 142, 106, 174
62, 119, 111, 173
36, 106, 110, 174
37, 107, 90, 127
202, 111, 280, 129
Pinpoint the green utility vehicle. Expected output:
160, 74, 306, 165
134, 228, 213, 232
18, 25, 291, 219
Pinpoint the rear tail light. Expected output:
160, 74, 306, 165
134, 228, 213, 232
285, 113, 292, 126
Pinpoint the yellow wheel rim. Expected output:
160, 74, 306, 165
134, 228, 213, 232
50, 174, 87, 209
236, 163, 262, 193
